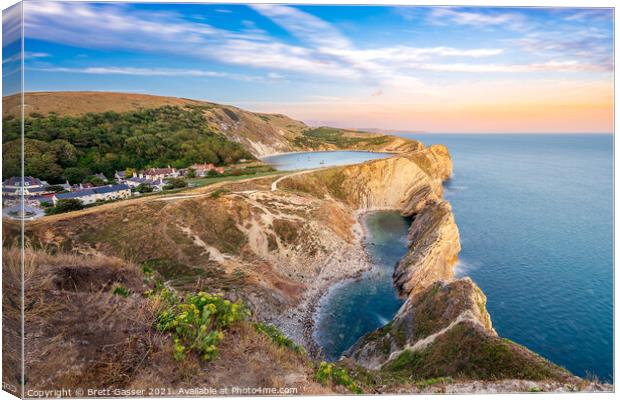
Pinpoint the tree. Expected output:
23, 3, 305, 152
186, 168, 196, 179
63, 167, 91, 184
163, 178, 187, 190
2, 106, 255, 182
46, 199, 84, 215
49, 139, 78, 167
84, 176, 105, 187
135, 183, 153, 193
207, 169, 220, 177
124, 168, 136, 178
46, 185, 66, 193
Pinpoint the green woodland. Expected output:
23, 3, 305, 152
2, 106, 253, 183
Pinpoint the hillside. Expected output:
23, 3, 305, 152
2, 91, 418, 160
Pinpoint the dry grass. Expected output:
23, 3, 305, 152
131, 321, 330, 394
3, 245, 23, 395
3, 91, 203, 118
4, 246, 326, 395
14, 246, 157, 390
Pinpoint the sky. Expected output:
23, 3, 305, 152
2, 2, 614, 133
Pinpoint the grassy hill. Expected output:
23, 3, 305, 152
3, 91, 421, 159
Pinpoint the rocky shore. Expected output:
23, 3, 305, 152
271, 210, 375, 358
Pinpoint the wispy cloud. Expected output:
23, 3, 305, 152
564, 8, 612, 22
252, 4, 351, 50
414, 60, 610, 73
29, 66, 282, 82
511, 27, 613, 70
2, 3, 22, 45
3, 52, 51, 64
430, 7, 527, 30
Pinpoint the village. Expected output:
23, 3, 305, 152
2, 162, 229, 220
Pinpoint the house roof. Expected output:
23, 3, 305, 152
56, 189, 96, 200
55, 184, 129, 199
129, 177, 165, 186
190, 163, 216, 170
142, 167, 175, 175
3, 176, 44, 187
128, 177, 149, 183
26, 187, 48, 193
32, 196, 53, 202
93, 184, 130, 194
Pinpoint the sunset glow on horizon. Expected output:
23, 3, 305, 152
3, 3, 613, 133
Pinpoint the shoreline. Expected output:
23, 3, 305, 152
274, 207, 406, 359
271, 209, 376, 358
258, 149, 399, 159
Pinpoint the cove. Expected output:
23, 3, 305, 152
261, 150, 392, 171
313, 211, 411, 360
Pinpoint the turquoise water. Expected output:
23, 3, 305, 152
314, 212, 411, 360
395, 134, 613, 382
261, 150, 391, 170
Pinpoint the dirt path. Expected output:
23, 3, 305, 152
271, 169, 317, 191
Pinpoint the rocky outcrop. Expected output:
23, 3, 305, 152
346, 278, 490, 370
393, 200, 460, 297
347, 268, 577, 383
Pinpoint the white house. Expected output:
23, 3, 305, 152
125, 177, 167, 192
138, 167, 179, 180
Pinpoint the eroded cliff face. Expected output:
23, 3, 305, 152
280, 144, 452, 216
393, 200, 460, 297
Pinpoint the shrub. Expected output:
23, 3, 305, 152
315, 362, 363, 394
135, 183, 154, 193
163, 178, 187, 190
210, 188, 230, 199
45, 198, 84, 215
112, 285, 130, 297
415, 377, 453, 389
46, 184, 66, 193
154, 291, 249, 361
254, 322, 305, 354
